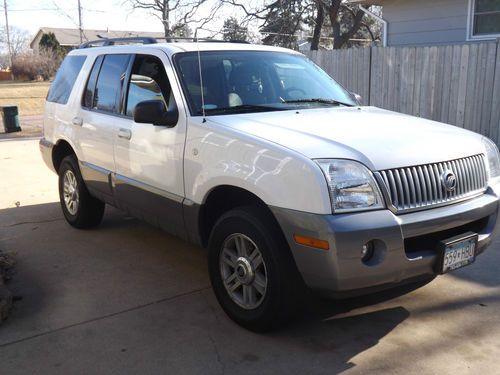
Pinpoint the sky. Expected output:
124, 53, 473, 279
1, 0, 254, 41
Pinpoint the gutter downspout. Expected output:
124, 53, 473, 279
359, 5, 388, 47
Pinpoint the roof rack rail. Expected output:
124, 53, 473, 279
156, 37, 250, 44
156, 37, 220, 43
78, 36, 250, 49
79, 37, 157, 49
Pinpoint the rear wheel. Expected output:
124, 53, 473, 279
208, 206, 300, 332
58, 155, 105, 228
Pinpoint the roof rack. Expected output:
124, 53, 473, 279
156, 37, 249, 44
79, 37, 157, 48
78, 36, 250, 49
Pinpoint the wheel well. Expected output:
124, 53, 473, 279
52, 140, 76, 173
199, 186, 278, 247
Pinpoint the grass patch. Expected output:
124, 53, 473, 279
0, 81, 50, 116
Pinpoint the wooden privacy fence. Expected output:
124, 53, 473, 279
306, 42, 500, 145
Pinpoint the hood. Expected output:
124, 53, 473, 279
208, 106, 485, 171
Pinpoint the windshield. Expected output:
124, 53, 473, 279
173, 51, 357, 116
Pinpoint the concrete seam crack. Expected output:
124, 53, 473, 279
0, 286, 211, 349
1, 218, 63, 228
208, 333, 226, 375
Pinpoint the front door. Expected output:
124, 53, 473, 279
113, 50, 187, 237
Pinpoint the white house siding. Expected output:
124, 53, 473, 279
382, 0, 470, 46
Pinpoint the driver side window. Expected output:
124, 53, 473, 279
125, 55, 174, 118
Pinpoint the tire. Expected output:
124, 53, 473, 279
208, 206, 301, 332
58, 155, 105, 229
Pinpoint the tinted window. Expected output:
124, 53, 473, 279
126, 55, 172, 117
47, 55, 86, 104
82, 55, 104, 108
174, 51, 355, 116
94, 54, 131, 113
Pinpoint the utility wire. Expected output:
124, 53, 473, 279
0, 8, 62, 11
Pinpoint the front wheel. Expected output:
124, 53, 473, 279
208, 207, 300, 332
58, 155, 105, 228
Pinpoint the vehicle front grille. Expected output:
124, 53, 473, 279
378, 154, 488, 213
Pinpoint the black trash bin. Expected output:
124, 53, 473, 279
0, 106, 21, 133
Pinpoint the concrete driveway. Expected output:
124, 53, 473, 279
1, 139, 499, 374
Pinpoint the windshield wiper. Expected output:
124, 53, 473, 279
199, 104, 285, 115
281, 98, 354, 107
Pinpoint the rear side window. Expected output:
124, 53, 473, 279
82, 55, 104, 108
47, 55, 86, 105
93, 54, 131, 113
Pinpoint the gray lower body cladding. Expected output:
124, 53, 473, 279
271, 191, 500, 297
78, 160, 201, 244
39, 138, 202, 245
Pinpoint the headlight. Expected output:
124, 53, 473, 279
483, 138, 500, 184
316, 159, 384, 213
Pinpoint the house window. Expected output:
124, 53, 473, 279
471, 0, 500, 37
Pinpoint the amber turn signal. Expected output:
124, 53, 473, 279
293, 234, 330, 250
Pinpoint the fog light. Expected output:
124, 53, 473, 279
362, 241, 375, 263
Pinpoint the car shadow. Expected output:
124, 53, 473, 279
271, 306, 410, 373
447, 241, 500, 287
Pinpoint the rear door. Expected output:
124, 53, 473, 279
112, 50, 188, 237
77, 53, 132, 200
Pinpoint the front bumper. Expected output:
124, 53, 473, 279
271, 188, 500, 297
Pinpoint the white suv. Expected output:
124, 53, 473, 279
40, 37, 500, 331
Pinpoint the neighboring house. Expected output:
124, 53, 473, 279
350, 0, 500, 46
30, 27, 165, 53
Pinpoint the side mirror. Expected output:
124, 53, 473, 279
351, 92, 362, 104
133, 100, 178, 127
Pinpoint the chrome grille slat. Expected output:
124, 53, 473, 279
468, 157, 476, 190
480, 155, 487, 186
452, 159, 462, 196
427, 164, 438, 204
387, 170, 398, 207
393, 169, 405, 209
417, 166, 427, 203
467, 157, 474, 190
474, 156, 483, 190
460, 158, 470, 194
406, 168, 416, 207
379, 154, 487, 213
412, 167, 422, 205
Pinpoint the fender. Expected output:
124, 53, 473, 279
184, 118, 332, 215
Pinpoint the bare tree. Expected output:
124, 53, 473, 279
310, 2, 324, 50
0, 26, 30, 58
220, 0, 380, 50
311, 0, 379, 49
127, 0, 223, 39
219, 0, 312, 48
11, 48, 61, 81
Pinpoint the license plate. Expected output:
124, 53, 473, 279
439, 233, 477, 273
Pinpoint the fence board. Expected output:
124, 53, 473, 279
441, 45, 453, 124
481, 43, 497, 139
492, 45, 500, 145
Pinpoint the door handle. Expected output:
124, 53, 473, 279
72, 117, 83, 126
118, 128, 132, 140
